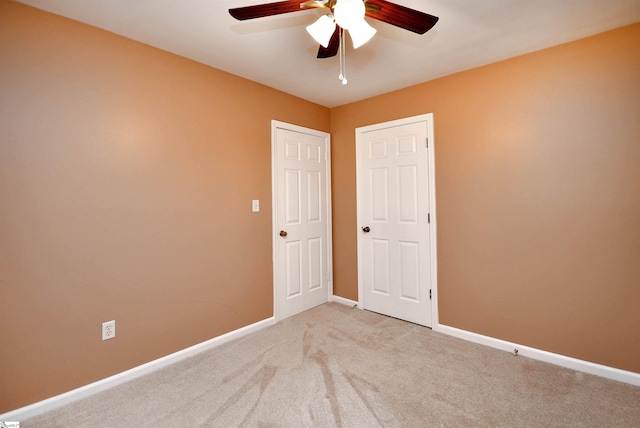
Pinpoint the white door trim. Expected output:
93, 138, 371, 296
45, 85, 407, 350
355, 113, 438, 327
271, 120, 333, 322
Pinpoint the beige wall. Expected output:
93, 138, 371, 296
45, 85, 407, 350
331, 23, 640, 373
0, 1, 329, 412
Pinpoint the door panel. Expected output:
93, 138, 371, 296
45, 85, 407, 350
308, 237, 322, 290
357, 118, 433, 327
372, 239, 390, 295
400, 241, 420, 301
307, 170, 321, 222
371, 168, 389, 221
285, 240, 301, 298
274, 124, 330, 320
285, 169, 300, 224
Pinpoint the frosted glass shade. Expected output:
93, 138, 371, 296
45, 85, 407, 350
349, 19, 376, 49
306, 15, 336, 48
333, 0, 365, 30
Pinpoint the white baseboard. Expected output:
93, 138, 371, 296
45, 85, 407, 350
1, 316, 276, 422
331, 295, 358, 307
434, 323, 640, 387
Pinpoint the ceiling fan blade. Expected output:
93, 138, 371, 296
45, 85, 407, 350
317, 27, 341, 58
365, 0, 439, 34
229, 0, 306, 20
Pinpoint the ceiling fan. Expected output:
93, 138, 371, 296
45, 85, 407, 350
229, 0, 438, 84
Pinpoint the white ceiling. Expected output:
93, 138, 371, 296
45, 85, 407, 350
15, 0, 640, 107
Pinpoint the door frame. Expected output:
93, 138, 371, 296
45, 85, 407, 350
355, 113, 438, 327
271, 120, 333, 322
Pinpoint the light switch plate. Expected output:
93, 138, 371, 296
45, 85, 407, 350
252, 200, 259, 212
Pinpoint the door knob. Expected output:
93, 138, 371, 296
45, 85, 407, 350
362, 226, 370, 233
280, 230, 288, 237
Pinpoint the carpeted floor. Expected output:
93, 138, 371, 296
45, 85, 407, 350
25, 302, 640, 427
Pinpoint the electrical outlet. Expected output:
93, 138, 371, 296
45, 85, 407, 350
102, 320, 116, 340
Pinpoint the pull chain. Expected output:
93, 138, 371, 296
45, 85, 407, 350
338, 28, 347, 85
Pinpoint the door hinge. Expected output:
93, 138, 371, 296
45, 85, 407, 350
428, 213, 430, 223
429, 289, 432, 300
426, 138, 429, 148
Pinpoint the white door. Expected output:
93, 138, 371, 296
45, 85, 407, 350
356, 115, 436, 327
272, 121, 332, 320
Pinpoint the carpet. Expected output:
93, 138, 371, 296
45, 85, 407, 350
24, 302, 640, 427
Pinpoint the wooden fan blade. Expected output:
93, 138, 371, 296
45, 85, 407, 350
365, 0, 439, 34
229, 0, 306, 20
317, 27, 341, 58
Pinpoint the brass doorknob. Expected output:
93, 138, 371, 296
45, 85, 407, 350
280, 230, 288, 237
362, 226, 370, 233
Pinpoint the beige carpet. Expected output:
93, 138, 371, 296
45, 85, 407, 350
25, 303, 640, 427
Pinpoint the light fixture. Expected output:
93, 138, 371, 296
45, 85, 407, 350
306, 14, 336, 48
306, 0, 377, 86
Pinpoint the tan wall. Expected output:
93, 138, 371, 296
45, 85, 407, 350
2, 0, 639, 414
330, 23, 640, 373
0, 1, 329, 412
